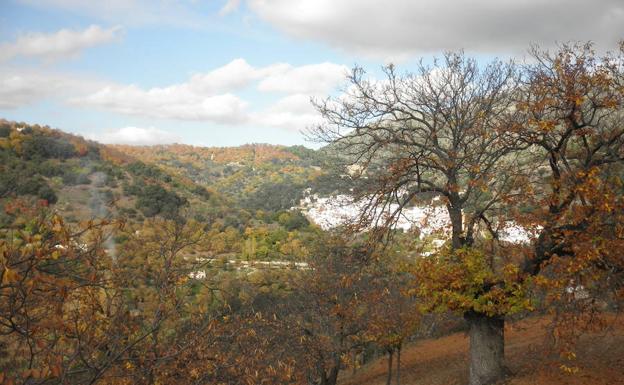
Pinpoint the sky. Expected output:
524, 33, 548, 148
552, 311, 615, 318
0, 0, 623, 148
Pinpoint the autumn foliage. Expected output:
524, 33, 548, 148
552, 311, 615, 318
0, 42, 623, 385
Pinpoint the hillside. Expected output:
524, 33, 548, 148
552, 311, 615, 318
0, 120, 230, 224
2, 119, 623, 385
107, 142, 333, 212
342, 316, 624, 385
0, 120, 326, 262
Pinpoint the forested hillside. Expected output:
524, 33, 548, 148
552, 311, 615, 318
109, 143, 326, 212
0, 119, 222, 222
0, 119, 328, 264
1, 43, 623, 385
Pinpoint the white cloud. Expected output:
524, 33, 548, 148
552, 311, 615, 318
258, 62, 348, 94
74, 58, 346, 126
75, 58, 271, 122
247, 0, 624, 58
76, 84, 249, 124
89, 126, 182, 145
188, 58, 287, 94
254, 94, 322, 131
0, 52, 346, 132
219, 0, 241, 16
0, 25, 122, 62
0, 73, 60, 109
0, 69, 107, 109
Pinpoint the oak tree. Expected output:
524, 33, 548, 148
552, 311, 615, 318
309, 51, 523, 385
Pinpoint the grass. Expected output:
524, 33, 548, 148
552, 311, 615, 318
341, 315, 624, 385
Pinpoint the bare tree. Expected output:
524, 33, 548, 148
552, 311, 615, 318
308, 52, 524, 385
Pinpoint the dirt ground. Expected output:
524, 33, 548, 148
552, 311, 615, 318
341, 316, 624, 385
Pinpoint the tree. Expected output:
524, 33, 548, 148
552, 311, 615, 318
0, 200, 121, 384
513, 43, 624, 360
110, 217, 208, 384
309, 52, 523, 385
310, 43, 624, 385
366, 262, 421, 385
0, 200, 217, 385
135, 184, 188, 219
289, 235, 372, 385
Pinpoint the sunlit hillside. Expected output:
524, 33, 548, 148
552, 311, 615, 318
1, 2, 623, 384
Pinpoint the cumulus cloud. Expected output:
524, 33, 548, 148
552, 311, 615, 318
75, 85, 249, 124
258, 62, 349, 94
0, 25, 122, 62
0, 69, 107, 109
74, 58, 346, 126
0, 55, 345, 133
188, 58, 287, 94
247, 0, 624, 57
89, 126, 182, 145
0, 73, 60, 109
254, 94, 322, 131
75, 59, 286, 123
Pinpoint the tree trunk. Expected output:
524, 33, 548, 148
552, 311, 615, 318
386, 349, 394, 385
327, 364, 339, 385
319, 364, 327, 385
447, 204, 463, 249
318, 360, 328, 385
466, 312, 505, 385
395, 345, 401, 385
325, 366, 339, 385
321, 355, 340, 385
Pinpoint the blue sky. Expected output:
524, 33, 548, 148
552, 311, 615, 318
1, 0, 622, 147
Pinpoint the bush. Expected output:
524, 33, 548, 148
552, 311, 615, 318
0, 126, 11, 138
76, 173, 91, 185
37, 185, 58, 204
120, 207, 138, 218
127, 162, 171, 182
36, 161, 63, 177
192, 185, 212, 199
243, 179, 305, 212
276, 210, 310, 231
16, 177, 46, 196
21, 135, 76, 160
135, 184, 187, 219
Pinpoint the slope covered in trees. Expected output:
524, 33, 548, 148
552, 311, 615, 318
1, 42, 623, 385
108, 142, 332, 210
0, 119, 227, 224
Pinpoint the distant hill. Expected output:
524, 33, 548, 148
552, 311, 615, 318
0, 119, 233, 226
108, 141, 334, 213
0, 119, 334, 261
